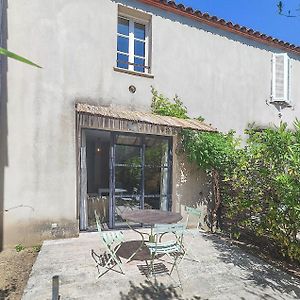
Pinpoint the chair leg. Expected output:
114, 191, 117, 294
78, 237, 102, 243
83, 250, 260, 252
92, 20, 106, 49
91, 247, 125, 278
106, 244, 124, 274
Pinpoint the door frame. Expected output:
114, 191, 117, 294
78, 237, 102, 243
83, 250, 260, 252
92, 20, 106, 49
78, 129, 173, 230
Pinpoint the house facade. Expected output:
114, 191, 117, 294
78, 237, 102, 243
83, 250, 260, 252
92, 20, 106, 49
1, 0, 300, 248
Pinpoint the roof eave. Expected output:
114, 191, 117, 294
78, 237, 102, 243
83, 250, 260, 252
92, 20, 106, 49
138, 0, 300, 56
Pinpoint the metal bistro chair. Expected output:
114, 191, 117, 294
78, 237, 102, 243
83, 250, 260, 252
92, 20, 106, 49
145, 223, 186, 288
182, 206, 203, 263
91, 210, 125, 278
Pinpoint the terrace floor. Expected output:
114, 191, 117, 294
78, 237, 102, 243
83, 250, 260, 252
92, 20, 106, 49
22, 230, 300, 300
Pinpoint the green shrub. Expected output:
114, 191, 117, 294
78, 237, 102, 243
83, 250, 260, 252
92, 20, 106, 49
15, 243, 25, 252
225, 122, 300, 261
151, 87, 300, 261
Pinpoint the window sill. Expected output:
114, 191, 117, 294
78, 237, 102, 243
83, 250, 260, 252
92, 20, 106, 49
113, 67, 154, 79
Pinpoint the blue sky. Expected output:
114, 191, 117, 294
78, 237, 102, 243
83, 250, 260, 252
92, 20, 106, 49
177, 0, 300, 46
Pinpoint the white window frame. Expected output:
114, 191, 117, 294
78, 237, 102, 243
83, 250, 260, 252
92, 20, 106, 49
271, 53, 291, 104
117, 13, 150, 74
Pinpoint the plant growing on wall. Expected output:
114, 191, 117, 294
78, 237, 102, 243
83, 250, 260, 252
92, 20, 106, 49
151, 87, 238, 231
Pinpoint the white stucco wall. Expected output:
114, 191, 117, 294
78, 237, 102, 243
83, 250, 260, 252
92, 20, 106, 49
1, 0, 300, 246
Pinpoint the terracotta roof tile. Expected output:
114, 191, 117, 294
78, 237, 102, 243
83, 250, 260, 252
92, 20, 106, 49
138, 0, 300, 55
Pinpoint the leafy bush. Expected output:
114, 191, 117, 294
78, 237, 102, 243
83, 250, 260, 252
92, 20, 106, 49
225, 122, 300, 261
151, 87, 300, 261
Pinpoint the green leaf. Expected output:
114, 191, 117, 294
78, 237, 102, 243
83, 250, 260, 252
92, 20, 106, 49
0, 47, 42, 68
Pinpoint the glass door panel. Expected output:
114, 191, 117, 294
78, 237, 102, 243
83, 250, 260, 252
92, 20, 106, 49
111, 133, 171, 228
113, 139, 142, 226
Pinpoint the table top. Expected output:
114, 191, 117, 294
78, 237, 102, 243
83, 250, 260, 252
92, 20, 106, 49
120, 209, 182, 225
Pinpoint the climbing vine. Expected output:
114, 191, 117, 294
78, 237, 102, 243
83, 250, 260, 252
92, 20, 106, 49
151, 87, 238, 230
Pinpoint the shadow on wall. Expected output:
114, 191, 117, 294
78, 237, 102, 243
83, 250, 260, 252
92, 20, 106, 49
175, 142, 212, 227
119, 279, 203, 300
0, 0, 8, 252
203, 234, 300, 299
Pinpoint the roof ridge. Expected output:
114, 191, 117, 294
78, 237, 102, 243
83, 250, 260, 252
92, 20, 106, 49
138, 0, 300, 55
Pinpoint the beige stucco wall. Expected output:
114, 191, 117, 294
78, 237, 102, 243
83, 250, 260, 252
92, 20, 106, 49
1, 0, 300, 247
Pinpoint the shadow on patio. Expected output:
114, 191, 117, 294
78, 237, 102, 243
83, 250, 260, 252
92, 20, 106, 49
202, 234, 300, 299
120, 279, 203, 300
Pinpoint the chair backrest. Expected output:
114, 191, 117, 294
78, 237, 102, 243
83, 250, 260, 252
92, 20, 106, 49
153, 223, 186, 235
153, 223, 186, 245
185, 206, 201, 230
94, 210, 102, 233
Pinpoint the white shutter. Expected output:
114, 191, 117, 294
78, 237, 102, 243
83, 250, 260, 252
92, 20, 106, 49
272, 53, 291, 103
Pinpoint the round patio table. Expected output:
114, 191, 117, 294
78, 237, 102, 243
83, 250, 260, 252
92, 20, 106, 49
120, 209, 182, 225
120, 209, 182, 262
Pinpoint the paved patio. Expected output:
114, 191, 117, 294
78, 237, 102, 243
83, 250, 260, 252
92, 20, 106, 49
22, 230, 300, 300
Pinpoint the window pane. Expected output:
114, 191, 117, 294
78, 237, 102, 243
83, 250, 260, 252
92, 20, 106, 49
118, 17, 129, 36
144, 167, 168, 195
117, 53, 129, 69
134, 23, 145, 40
117, 36, 129, 54
115, 166, 141, 194
116, 135, 141, 146
144, 197, 163, 210
134, 57, 145, 73
115, 145, 141, 166
134, 40, 145, 57
145, 137, 169, 167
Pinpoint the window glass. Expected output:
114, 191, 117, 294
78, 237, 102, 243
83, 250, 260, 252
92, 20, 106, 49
116, 135, 141, 145
134, 57, 145, 73
145, 137, 169, 167
134, 40, 145, 57
118, 17, 129, 36
115, 166, 141, 194
115, 145, 141, 166
116, 14, 150, 73
117, 53, 129, 69
134, 23, 145, 40
117, 36, 129, 53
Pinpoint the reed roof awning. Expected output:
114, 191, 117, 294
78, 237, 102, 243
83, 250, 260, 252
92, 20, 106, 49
76, 103, 217, 135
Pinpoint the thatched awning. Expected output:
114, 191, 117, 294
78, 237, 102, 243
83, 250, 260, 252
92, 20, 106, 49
76, 103, 217, 136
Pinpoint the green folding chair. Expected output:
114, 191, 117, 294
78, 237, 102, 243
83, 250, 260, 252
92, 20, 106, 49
91, 211, 125, 278
145, 223, 186, 288
182, 206, 202, 263
185, 206, 202, 234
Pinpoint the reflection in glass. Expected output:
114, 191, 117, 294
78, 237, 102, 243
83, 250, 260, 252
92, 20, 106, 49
115, 145, 141, 166
117, 36, 129, 53
145, 167, 161, 195
145, 137, 168, 167
116, 135, 141, 145
134, 40, 145, 57
117, 53, 129, 69
134, 23, 145, 40
144, 197, 165, 210
115, 166, 141, 194
134, 57, 145, 73
118, 17, 129, 36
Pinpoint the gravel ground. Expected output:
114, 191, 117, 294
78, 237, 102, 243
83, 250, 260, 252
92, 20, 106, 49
0, 248, 38, 300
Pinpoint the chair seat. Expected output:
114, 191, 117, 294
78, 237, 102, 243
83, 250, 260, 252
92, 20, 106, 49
145, 240, 181, 254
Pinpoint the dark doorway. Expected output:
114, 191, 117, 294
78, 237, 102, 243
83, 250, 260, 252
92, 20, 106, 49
81, 130, 172, 230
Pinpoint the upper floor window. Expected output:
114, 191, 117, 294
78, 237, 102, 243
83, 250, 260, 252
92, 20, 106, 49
117, 14, 150, 74
271, 53, 291, 105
